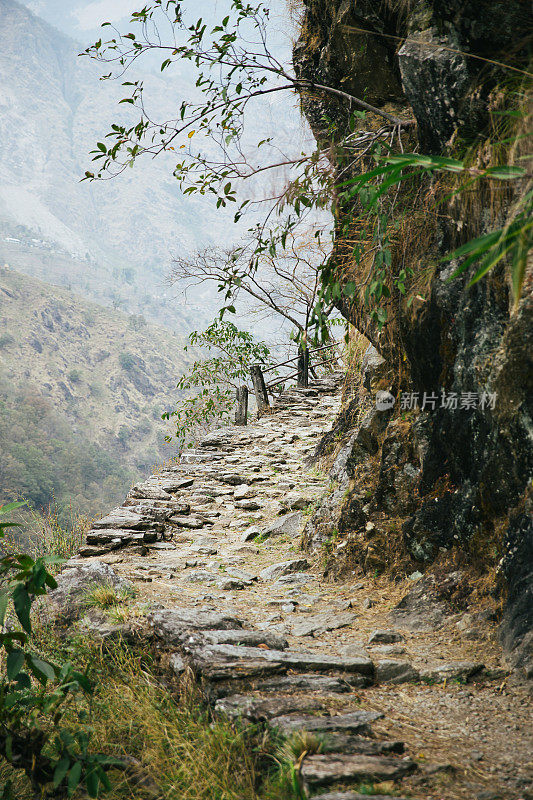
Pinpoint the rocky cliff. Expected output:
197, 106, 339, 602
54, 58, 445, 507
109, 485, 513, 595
293, 0, 532, 677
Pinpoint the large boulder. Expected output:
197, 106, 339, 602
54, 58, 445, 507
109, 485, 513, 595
43, 561, 133, 625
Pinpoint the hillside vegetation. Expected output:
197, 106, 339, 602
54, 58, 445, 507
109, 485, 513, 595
0, 267, 193, 517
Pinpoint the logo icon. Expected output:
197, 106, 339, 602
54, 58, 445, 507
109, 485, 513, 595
375, 391, 395, 411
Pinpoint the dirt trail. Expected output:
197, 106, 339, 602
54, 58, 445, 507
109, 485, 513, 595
73, 376, 532, 800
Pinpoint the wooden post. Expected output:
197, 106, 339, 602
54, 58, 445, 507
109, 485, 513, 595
235, 385, 248, 425
250, 364, 270, 414
297, 346, 309, 388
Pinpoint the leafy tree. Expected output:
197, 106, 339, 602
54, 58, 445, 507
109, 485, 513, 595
162, 319, 272, 447
82, 1, 414, 325
118, 352, 137, 371
67, 369, 82, 384
0, 334, 15, 351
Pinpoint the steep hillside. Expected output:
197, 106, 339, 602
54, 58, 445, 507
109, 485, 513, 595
0, 266, 193, 515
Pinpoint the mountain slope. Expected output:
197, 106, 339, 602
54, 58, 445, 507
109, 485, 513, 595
0, 266, 193, 515
0, 0, 306, 332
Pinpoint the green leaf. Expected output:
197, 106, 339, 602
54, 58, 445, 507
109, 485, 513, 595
53, 757, 70, 789
483, 165, 525, 180
27, 654, 56, 684
443, 228, 502, 262
86, 770, 99, 798
71, 671, 92, 693
15, 671, 31, 689
6, 650, 24, 681
386, 153, 465, 172
12, 585, 31, 634
96, 767, 111, 791
68, 762, 82, 796
45, 573, 58, 590
0, 592, 9, 625
0, 501, 27, 515
467, 241, 515, 285
343, 281, 357, 298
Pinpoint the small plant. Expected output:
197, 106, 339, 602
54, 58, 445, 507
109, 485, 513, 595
67, 368, 82, 383
0, 502, 87, 564
83, 584, 134, 610
282, 730, 323, 760
128, 314, 146, 331
162, 319, 273, 449
118, 352, 137, 372
303, 500, 318, 517
107, 605, 134, 625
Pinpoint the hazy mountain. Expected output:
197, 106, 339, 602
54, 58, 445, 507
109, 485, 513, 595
0, 0, 306, 332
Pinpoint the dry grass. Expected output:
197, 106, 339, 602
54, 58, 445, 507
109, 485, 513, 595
2, 502, 88, 561
340, 326, 370, 402
0, 637, 299, 800
83, 584, 135, 610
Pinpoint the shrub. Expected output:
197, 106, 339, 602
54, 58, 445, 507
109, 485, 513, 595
83, 584, 134, 610
0, 333, 14, 350
0, 502, 117, 797
162, 319, 272, 449
68, 368, 82, 383
128, 314, 146, 331
118, 352, 136, 372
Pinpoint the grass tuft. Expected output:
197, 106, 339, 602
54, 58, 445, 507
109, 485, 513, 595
83, 584, 135, 610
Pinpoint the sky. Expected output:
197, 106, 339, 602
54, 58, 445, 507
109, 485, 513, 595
20, 0, 294, 50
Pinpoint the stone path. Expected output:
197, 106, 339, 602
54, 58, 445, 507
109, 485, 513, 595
66, 374, 532, 800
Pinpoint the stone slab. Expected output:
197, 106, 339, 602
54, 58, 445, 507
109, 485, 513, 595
301, 753, 415, 787
269, 710, 382, 736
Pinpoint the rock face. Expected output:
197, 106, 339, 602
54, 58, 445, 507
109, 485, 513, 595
499, 493, 533, 677
294, 0, 532, 667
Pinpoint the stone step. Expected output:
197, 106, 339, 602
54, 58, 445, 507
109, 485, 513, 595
317, 733, 404, 756
203, 658, 286, 680
301, 753, 416, 788
148, 608, 243, 642
86, 529, 161, 545
253, 674, 365, 694
171, 630, 288, 654
214, 694, 326, 721
269, 710, 383, 737
309, 793, 408, 800
78, 544, 117, 557
129, 485, 173, 501
92, 509, 164, 531
188, 643, 374, 679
